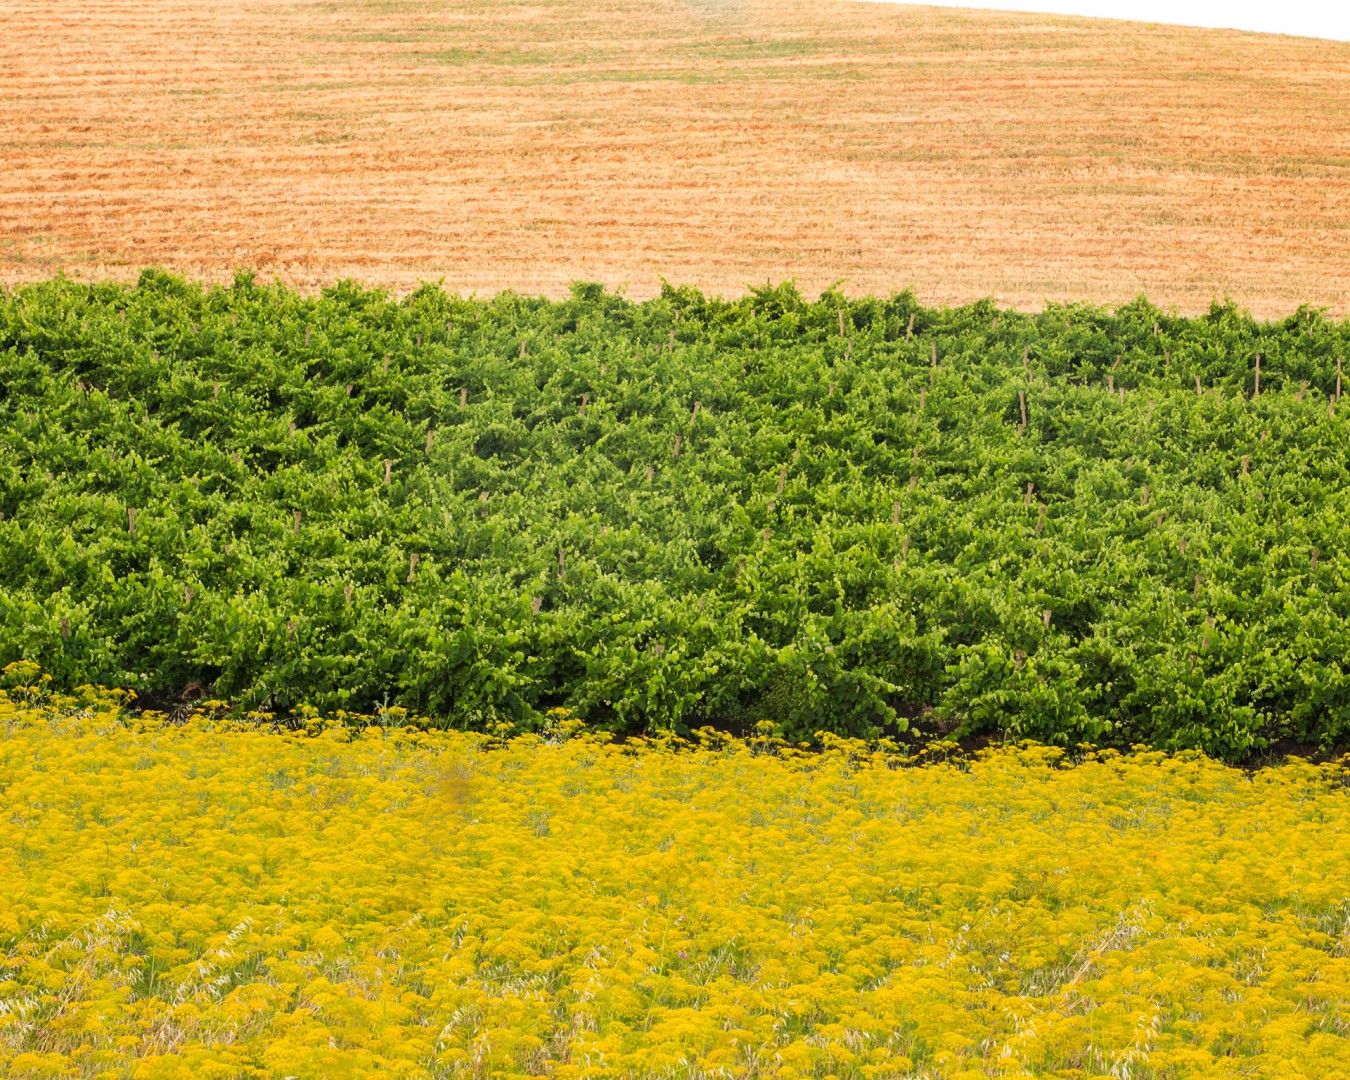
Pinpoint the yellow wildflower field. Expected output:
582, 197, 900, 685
2, 677, 1349, 1078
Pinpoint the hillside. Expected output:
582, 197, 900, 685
2, 0, 1348, 317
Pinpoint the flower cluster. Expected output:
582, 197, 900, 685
2, 671, 1348, 1077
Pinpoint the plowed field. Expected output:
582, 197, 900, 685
2, 0, 1348, 316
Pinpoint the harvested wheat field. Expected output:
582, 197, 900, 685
1, 0, 1347, 316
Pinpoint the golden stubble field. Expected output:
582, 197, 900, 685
2, 0, 1348, 317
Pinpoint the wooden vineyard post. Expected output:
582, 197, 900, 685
646, 465, 654, 482
407, 554, 419, 582
1035, 506, 1045, 534
672, 435, 682, 457
293, 510, 301, 535
1195, 376, 1203, 395
60, 618, 70, 640
919, 388, 926, 409
908, 476, 919, 493
1141, 485, 1150, 507
184, 586, 194, 606
1108, 375, 1115, 393
1043, 609, 1051, 628
902, 535, 911, 556
1254, 355, 1260, 397
384, 459, 393, 485
305, 327, 311, 347
1312, 548, 1321, 571
344, 585, 353, 602
1339, 357, 1344, 401
460, 387, 467, 408
839, 309, 846, 337
1025, 481, 1035, 506
777, 465, 788, 494
1193, 574, 1202, 601
127, 507, 136, 535
519, 339, 527, 359
426, 429, 436, 452
558, 548, 566, 580
906, 313, 915, 340
893, 501, 901, 525
930, 342, 937, 387
213, 381, 220, 399
479, 491, 490, 514
1298, 380, 1308, 402
579, 394, 588, 418
531, 596, 543, 616
1019, 390, 1028, 431
383, 355, 390, 373
1179, 538, 1188, 555
1202, 617, 1214, 650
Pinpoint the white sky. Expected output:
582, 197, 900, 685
865, 1, 1350, 41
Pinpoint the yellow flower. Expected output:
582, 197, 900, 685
2, 680, 1350, 1077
